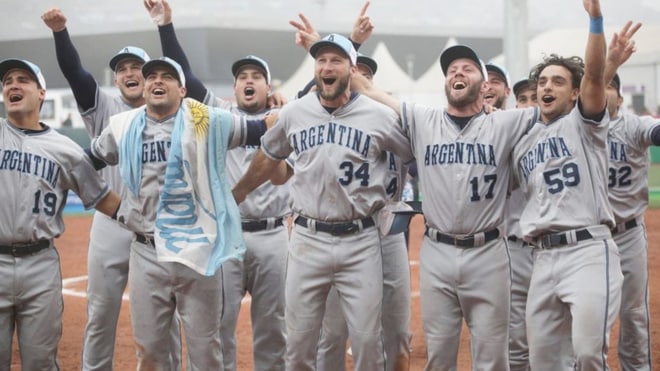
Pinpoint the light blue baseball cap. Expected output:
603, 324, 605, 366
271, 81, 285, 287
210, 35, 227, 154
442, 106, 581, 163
109, 46, 151, 71
0, 58, 47, 89
141, 56, 186, 87
309, 33, 358, 65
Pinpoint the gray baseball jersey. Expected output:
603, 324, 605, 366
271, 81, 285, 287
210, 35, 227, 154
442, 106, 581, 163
513, 104, 622, 370
262, 92, 413, 221
0, 119, 110, 243
91, 104, 249, 235
513, 105, 615, 238
607, 112, 660, 222
81, 91, 133, 193
203, 91, 290, 219
0, 117, 110, 369
80, 86, 182, 370
316, 149, 412, 371
202, 91, 289, 370
607, 111, 659, 371
400, 102, 538, 234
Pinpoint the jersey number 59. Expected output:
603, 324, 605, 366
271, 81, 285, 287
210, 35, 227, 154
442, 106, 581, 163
543, 162, 580, 194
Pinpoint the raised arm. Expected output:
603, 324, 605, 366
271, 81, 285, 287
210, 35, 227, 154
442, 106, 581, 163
349, 1, 374, 46
351, 70, 402, 117
42, 8, 98, 111
144, 0, 208, 102
604, 21, 642, 86
579, 0, 607, 118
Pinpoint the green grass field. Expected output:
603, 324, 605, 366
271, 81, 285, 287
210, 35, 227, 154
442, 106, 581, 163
649, 164, 660, 208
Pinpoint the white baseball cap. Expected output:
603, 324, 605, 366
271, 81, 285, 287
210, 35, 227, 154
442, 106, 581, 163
309, 33, 358, 65
0, 58, 47, 89
109, 46, 151, 71
141, 56, 186, 87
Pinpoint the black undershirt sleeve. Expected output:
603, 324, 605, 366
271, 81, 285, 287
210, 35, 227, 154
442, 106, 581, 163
52, 29, 98, 111
158, 23, 208, 102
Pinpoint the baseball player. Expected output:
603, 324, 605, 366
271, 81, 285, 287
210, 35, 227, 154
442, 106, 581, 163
607, 73, 657, 371
603, 24, 656, 368
352, 40, 541, 368
512, 78, 537, 109
315, 54, 412, 371
0, 58, 121, 370
88, 57, 273, 370
143, 1, 290, 368
505, 77, 538, 371
41, 9, 182, 370
484, 62, 511, 109
232, 34, 414, 371
511, 2, 629, 368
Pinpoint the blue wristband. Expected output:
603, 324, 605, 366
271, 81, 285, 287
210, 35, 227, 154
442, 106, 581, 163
590, 16, 604, 34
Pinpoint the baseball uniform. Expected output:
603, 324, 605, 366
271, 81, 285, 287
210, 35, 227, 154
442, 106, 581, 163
203, 91, 290, 371
513, 104, 623, 370
398, 100, 537, 370
0, 117, 110, 369
91, 82, 263, 370
316, 150, 412, 371
49, 29, 183, 370
607, 111, 660, 370
260, 88, 413, 370
156, 21, 291, 367
504, 187, 535, 371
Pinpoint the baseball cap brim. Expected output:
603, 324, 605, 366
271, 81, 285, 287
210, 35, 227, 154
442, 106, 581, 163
142, 57, 186, 87
232, 56, 271, 84
357, 55, 378, 76
109, 46, 150, 71
440, 45, 486, 79
0, 59, 47, 89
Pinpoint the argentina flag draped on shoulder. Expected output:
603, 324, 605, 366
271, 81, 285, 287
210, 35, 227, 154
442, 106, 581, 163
154, 98, 245, 275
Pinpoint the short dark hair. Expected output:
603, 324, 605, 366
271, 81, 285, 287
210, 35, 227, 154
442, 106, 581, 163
529, 54, 584, 90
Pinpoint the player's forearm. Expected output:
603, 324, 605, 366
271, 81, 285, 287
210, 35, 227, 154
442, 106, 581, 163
269, 161, 293, 185
53, 28, 98, 111
232, 149, 279, 203
580, 15, 607, 117
94, 190, 122, 218
158, 23, 208, 101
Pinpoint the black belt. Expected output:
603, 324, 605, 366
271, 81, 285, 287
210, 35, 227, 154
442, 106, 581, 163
242, 217, 285, 232
611, 219, 638, 235
507, 235, 532, 247
135, 233, 155, 246
0, 240, 50, 257
294, 216, 374, 236
425, 227, 500, 248
535, 229, 593, 249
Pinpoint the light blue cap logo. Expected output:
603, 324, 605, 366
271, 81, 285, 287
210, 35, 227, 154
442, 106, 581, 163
309, 33, 358, 65
142, 56, 186, 87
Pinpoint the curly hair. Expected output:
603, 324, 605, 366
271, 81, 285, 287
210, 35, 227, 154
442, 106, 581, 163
529, 54, 585, 90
